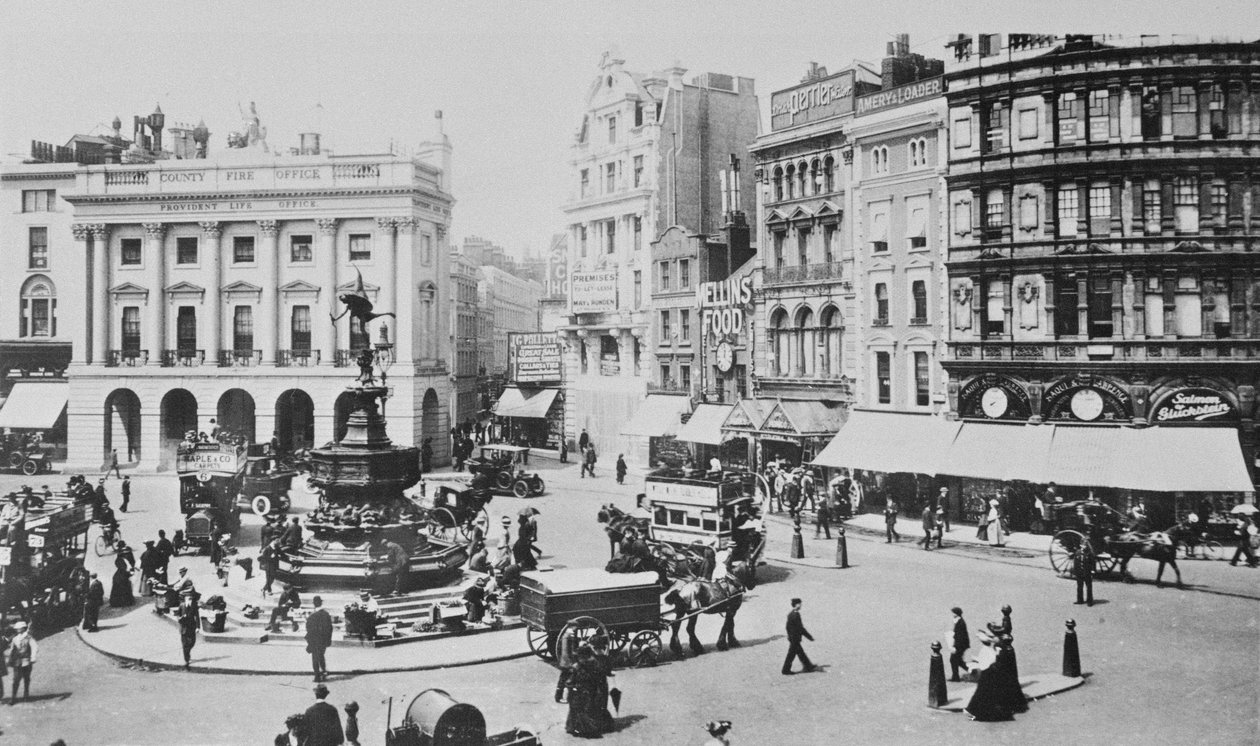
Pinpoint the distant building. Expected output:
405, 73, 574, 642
449, 250, 481, 428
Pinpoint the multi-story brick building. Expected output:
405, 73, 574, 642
449, 250, 481, 427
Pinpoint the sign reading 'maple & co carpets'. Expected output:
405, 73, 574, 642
569, 271, 619, 313
1151, 388, 1238, 423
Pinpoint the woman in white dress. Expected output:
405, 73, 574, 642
987, 497, 1005, 547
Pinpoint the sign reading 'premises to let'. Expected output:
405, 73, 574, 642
570, 271, 619, 313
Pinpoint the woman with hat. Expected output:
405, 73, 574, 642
110, 540, 136, 607
492, 516, 512, 569
964, 626, 1012, 721
987, 496, 1006, 548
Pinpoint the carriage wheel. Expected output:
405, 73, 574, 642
526, 627, 556, 660
21, 459, 39, 476
607, 628, 631, 655
430, 507, 461, 543
1094, 554, 1119, 575
531, 477, 546, 496
7, 451, 23, 468
512, 480, 531, 499
250, 495, 272, 516
1199, 540, 1223, 561
495, 472, 513, 491
626, 630, 663, 667
559, 616, 609, 654
1049, 530, 1086, 577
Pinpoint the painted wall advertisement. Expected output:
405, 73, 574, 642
1151, 388, 1238, 423
570, 271, 619, 313
509, 332, 564, 383
770, 70, 855, 131
856, 76, 943, 115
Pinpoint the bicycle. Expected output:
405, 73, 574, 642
94, 522, 123, 557
1178, 531, 1222, 561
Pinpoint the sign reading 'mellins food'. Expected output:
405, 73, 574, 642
856, 76, 943, 116
1152, 388, 1237, 423
770, 70, 855, 131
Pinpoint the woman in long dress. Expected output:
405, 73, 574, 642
965, 632, 1012, 721
110, 541, 136, 607
564, 646, 606, 738
987, 498, 1005, 547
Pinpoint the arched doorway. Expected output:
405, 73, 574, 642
217, 389, 256, 443
422, 388, 442, 460
333, 391, 357, 443
103, 389, 141, 463
159, 389, 197, 468
275, 389, 315, 454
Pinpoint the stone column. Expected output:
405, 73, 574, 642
394, 218, 416, 364
91, 224, 111, 363
257, 220, 279, 365
377, 217, 397, 317
316, 218, 339, 365
74, 225, 95, 364
199, 222, 222, 364
143, 222, 166, 365
616, 328, 635, 379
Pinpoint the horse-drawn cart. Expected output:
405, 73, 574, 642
520, 569, 666, 668
405, 474, 493, 543
1048, 499, 1187, 586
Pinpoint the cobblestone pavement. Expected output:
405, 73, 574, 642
0, 466, 1256, 745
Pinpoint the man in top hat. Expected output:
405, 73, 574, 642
1073, 541, 1095, 606
119, 475, 131, 512
82, 572, 105, 632
7, 620, 37, 703
936, 487, 952, 532
464, 576, 489, 623
305, 595, 333, 682
303, 683, 344, 746
948, 607, 970, 681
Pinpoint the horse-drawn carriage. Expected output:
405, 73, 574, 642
405, 474, 494, 542
1048, 499, 1186, 586
466, 445, 545, 498
0, 487, 93, 629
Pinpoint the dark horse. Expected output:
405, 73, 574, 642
663, 562, 750, 657
1105, 526, 1185, 587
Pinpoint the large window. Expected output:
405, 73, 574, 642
822, 156, 835, 192
773, 232, 785, 269
604, 219, 616, 254
121, 238, 142, 266
871, 146, 889, 174
19, 277, 55, 338
176, 236, 198, 265
984, 102, 1008, 153
1140, 87, 1162, 140
176, 306, 197, 352
28, 227, 48, 269
660, 310, 671, 341
290, 234, 313, 262
876, 352, 891, 404
633, 155, 643, 187
633, 270, 642, 309
659, 261, 671, 291
1057, 186, 1079, 237
1208, 84, 1227, 137
982, 279, 1005, 337
773, 167, 784, 201
233, 236, 255, 263
1088, 275, 1114, 338
914, 351, 930, 406
1171, 85, 1198, 139
1088, 90, 1116, 142
985, 192, 1005, 233
679, 258, 690, 289
870, 208, 889, 253
908, 138, 928, 167
580, 169, 589, 199
1088, 184, 1112, 236
1174, 177, 1199, 232
233, 306, 254, 351
605, 162, 616, 193
819, 306, 843, 378
22, 189, 55, 212
679, 363, 691, 390
797, 228, 809, 266
679, 309, 690, 343
823, 224, 837, 263
874, 283, 889, 324
121, 306, 141, 351
911, 280, 928, 323
906, 197, 928, 249
1057, 92, 1080, 144
291, 306, 311, 351
579, 226, 588, 256
1142, 180, 1162, 234
1055, 275, 1080, 336
1210, 183, 1228, 227
633, 216, 642, 250
348, 234, 371, 262
608, 116, 617, 144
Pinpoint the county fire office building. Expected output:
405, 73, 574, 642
1, 124, 456, 471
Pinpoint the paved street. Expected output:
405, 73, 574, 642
1, 464, 1257, 744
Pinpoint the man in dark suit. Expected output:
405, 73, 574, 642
305, 595, 333, 682
919, 505, 935, 550
948, 606, 970, 681
782, 598, 816, 675
119, 475, 131, 512
304, 683, 345, 746
281, 517, 303, 552
1073, 542, 1094, 606
82, 573, 105, 632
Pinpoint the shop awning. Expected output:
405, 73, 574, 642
765, 400, 848, 437
0, 381, 68, 429
813, 411, 961, 475
492, 387, 558, 419
944, 422, 1055, 483
675, 404, 734, 445
620, 394, 692, 438
1117, 427, 1254, 494
1042, 425, 1131, 488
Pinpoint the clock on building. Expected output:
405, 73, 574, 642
1070, 388, 1105, 422
981, 387, 1009, 419
715, 341, 735, 373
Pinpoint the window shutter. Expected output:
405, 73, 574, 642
19, 299, 28, 338
51, 299, 57, 337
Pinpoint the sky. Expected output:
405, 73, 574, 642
2, 1, 1255, 260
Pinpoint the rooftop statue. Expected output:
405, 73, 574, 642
226, 101, 269, 152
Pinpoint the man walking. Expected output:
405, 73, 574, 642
813, 494, 831, 540
282, 516, 303, 553
883, 499, 900, 543
304, 683, 345, 746
948, 607, 970, 681
1229, 515, 1258, 567
259, 538, 281, 595
578, 428, 590, 453
615, 454, 627, 485
582, 445, 597, 478
82, 572, 105, 632
107, 448, 122, 479
7, 621, 37, 703
1073, 542, 1094, 606
306, 595, 333, 681
781, 598, 815, 675
919, 505, 935, 550
119, 475, 131, 512
936, 487, 951, 531
383, 538, 409, 595
177, 591, 199, 668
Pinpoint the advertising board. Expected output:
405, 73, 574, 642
570, 271, 619, 313
509, 332, 564, 383
770, 70, 855, 131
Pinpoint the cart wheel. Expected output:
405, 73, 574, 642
1200, 539, 1223, 560
512, 480, 530, 499
526, 627, 555, 660
1094, 554, 1119, 576
251, 495, 272, 516
7, 451, 23, 468
607, 628, 631, 653
495, 472, 513, 491
559, 616, 609, 653
20, 459, 38, 476
627, 630, 663, 668
1049, 530, 1085, 577
430, 507, 461, 542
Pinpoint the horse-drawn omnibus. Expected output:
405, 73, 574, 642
0, 486, 93, 629
642, 470, 761, 552
176, 442, 295, 551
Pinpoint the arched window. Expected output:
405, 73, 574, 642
770, 308, 790, 376
909, 137, 929, 168
773, 166, 784, 202
819, 306, 843, 378
872, 146, 890, 174
809, 159, 821, 195
20, 275, 56, 338
797, 161, 809, 197
785, 164, 796, 199
822, 156, 835, 193
796, 306, 815, 377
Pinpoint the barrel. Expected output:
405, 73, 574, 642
403, 688, 486, 746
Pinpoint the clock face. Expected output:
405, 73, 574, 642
1070, 388, 1105, 422
981, 387, 1009, 419
716, 342, 734, 373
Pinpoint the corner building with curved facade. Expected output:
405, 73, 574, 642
943, 34, 1259, 523
51, 150, 454, 471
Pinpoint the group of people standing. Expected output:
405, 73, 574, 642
555, 635, 616, 739
948, 605, 1027, 721
274, 683, 360, 746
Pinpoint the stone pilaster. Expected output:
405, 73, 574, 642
142, 222, 166, 365
257, 220, 279, 365
316, 218, 339, 364
199, 222, 222, 362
